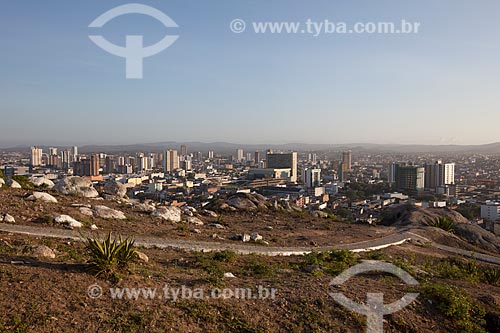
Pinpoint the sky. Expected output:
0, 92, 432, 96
1, 0, 500, 147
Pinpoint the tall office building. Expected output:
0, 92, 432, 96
208, 150, 214, 159
425, 160, 455, 189
236, 149, 244, 162
254, 151, 261, 164
394, 164, 424, 192
72, 146, 78, 161
180, 145, 187, 157
342, 151, 352, 171
90, 154, 100, 176
61, 149, 72, 170
303, 167, 321, 188
30, 146, 43, 167
164, 149, 179, 172
266, 151, 298, 183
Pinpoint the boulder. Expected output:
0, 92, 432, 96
31, 177, 55, 189
53, 214, 82, 228
151, 206, 182, 222
202, 210, 218, 218
209, 223, 225, 229
224, 272, 236, 278
9, 180, 22, 189
79, 207, 94, 216
187, 216, 204, 226
27, 192, 58, 203
135, 203, 156, 213
3, 214, 15, 223
0, 178, 5, 186
53, 176, 99, 198
227, 196, 258, 210
93, 205, 127, 220
30, 245, 55, 259
102, 181, 127, 198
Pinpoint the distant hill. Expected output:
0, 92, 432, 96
5, 141, 500, 154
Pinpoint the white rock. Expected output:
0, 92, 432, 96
93, 205, 127, 220
68, 220, 83, 228
187, 217, 204, 226
90, 224, 98, 230
202, 210, 218, 218
30, 245, 55, 259
0, 215, 3, 222
102, 181, 127, 198
53, 176, 99, 198
151, 206, 182, 222
53, 214, 82, 228
79, 207, 94, 216
9, 180, 22, 189
242, 234, 251, 242
27, 192, 58, 203
210, 223, 225, 229
3, 214, 15, 223
135, 203, 155, 213
0, 178, 5, 186
31, 177, 55, 189
136, 251, 149, 263
224, 272, 236, 278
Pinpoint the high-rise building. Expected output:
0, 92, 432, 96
164, 149, 179, 172
266, 152, 298, 183
90, 154, 100, 176
72, 146, 78, 161
30, 146, 43, 167
236, 149, 244, 162
342, 151, 352, 171
180, 145, 187, 157
425, 160, 455, 189
394, 164, 424, 192
303, 167, 321, 188
208, 150, 214, 159
254, 151, 261, 164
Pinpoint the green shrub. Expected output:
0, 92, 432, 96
430, 217, 456, 232
422, 283, 486, 332
84, 232, 137, 277
481, 267, 500, 286
213, 250, 236, 262
302, 249, 357, 275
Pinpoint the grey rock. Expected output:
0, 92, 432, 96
93, 205, 127, 220
30, 245, 56, 259
136, 251, 149, 263
31, 177, 55, 189
102, 181, 127, 198
27, 192, 58, 203
187, 217, 204, 226
250, 233, 263, 241
3, 214, 15, 223
53, 176, 99, 198
151, 206, 182, 222
9, 180, 22, 189
79, 207, 94, 216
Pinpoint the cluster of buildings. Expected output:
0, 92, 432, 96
0, 144, 498, 235
388, 160, 455, 195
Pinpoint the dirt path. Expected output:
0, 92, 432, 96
1, 223, 499, 265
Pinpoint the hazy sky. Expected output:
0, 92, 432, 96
1, 0, 500, 147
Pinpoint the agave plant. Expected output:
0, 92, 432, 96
430, 217, 456, 233
85, 232, 137, 276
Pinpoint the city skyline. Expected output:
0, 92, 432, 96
2, 0, 500, 146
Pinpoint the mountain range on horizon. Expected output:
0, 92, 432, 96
5, 141, 500, 154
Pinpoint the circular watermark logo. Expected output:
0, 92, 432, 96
230, 19, 246, 33
87, 284, 103, 299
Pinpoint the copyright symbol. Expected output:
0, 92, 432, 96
87, 284, 103, 299
230, 19, 246, 33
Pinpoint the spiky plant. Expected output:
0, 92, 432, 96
430, 217, 456, 233
85, 232, 137, 276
